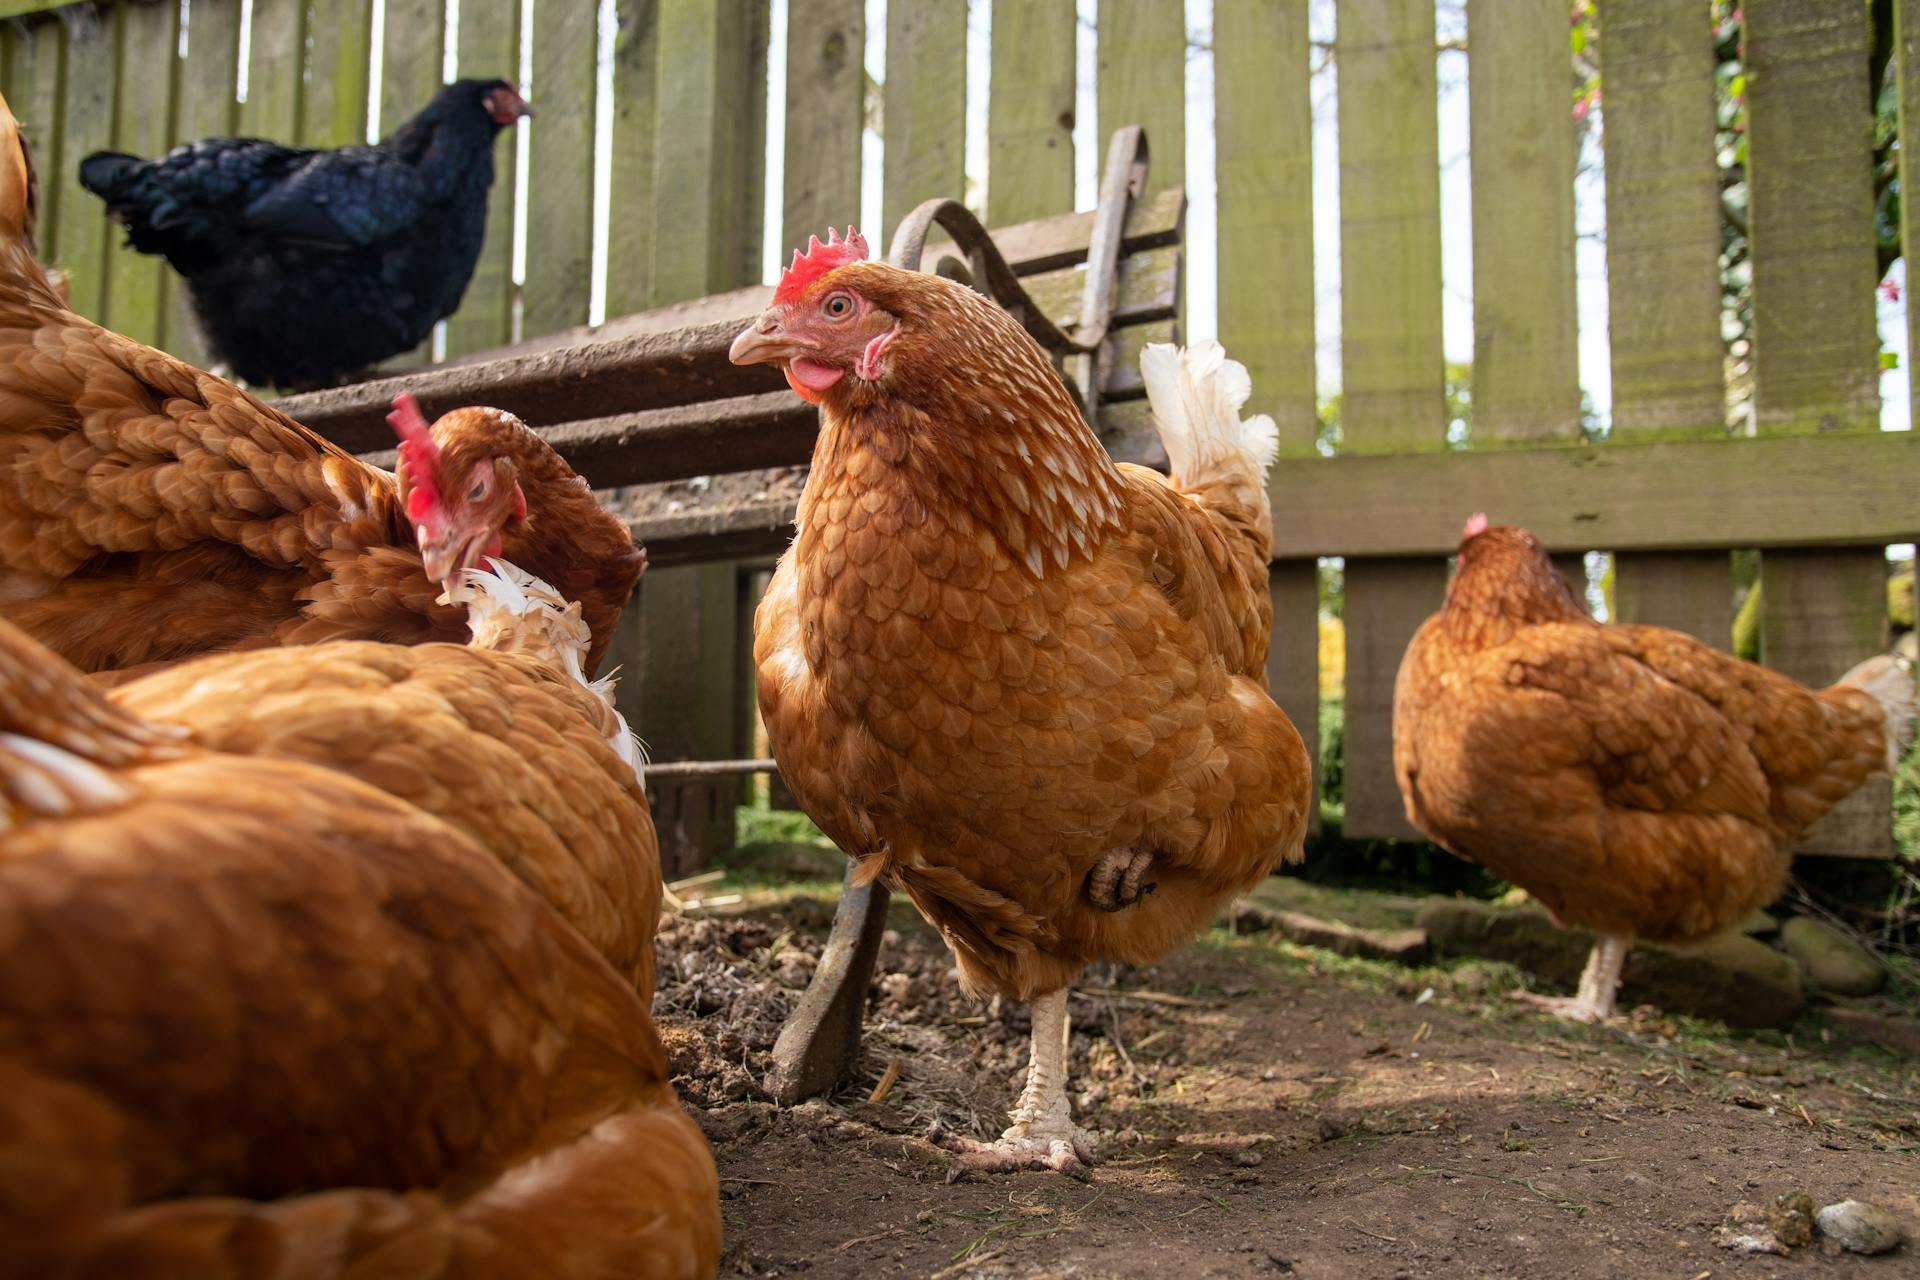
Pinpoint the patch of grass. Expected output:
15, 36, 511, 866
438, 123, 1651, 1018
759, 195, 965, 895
733, 802, 832, 848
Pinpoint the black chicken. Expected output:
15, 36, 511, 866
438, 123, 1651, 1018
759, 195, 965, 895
78, 78, 529, 390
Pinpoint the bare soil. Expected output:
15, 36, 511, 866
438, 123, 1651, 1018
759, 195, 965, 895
654, 876, 1920, 1280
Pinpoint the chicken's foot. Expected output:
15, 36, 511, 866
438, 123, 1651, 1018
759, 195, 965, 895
1087, 846, 1155, 911
1509, 933, 1629, 1023
931, 987, 1093, 1178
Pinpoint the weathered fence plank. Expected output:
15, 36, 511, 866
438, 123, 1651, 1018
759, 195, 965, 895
1096, 0, 1184, 197
106, 0, 178, 348
604, 0, 660, 323
304, 0, 373, 147
1899, 0, 1920, 437
1467, 0, 1577, 443
378, 0, 444, 366
168, 0, 242, 368
987, 0, 1075, 227
446, 0, 521, 353
242, 0, 303, 142
783, 0, 864, 253
631, 0, 769, 871
1215, 0, 1317, 831
1601, 0, 1734, 648
1745, 0, 1890, 857
881, 0, 966, 234
1335, 0, 1444, 842
51, 6, 112, 320
5, 15, 65, 264
650, 0, 768, 306
524, 0, 596, 338
1265, 431, 1920, 558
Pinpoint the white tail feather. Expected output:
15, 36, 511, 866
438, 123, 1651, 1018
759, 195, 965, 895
1139, 340, 1280, 489
447, 559, 646, 785
1837, 654, 1918, 772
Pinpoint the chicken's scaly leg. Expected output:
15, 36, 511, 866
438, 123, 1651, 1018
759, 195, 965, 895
931, 988, 1094, 1176
1510, 933, 1629, 1023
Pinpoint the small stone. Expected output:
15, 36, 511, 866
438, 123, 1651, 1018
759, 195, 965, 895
1815, 1200, 1904, 1255
1315, 1111, 1352, 1141
1766, 1192, 1814, 1248
1231, 1148, 1264, 1167
1711, 1226, 1785, 1256
1780, 917, 1886, 997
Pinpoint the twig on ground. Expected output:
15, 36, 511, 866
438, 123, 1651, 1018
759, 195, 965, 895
868, 1055, 903, 1104
929, 1250, 1004, 1280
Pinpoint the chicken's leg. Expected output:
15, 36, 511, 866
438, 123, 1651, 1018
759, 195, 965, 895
932, 988, 1094, 1176
1510, 933, 1629, 1023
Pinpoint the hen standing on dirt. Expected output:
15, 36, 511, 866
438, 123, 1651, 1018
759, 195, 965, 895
1394, 518, 1917, 1022
732, 230, 1311, 1175
79, 79, 528, 389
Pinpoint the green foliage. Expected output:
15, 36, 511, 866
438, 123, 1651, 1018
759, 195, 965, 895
734, 800, 831, 848
1317, 695, 1345, 818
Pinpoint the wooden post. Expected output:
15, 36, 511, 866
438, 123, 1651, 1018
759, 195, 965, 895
105, 0, 179, 350
881, 0, 966, 235
1335, 0, 1445, 841
987, 0, 1075, 227
1745, 0, 1891, 857
783, 0, 865, 252
1215, 0, 1317, 831
524, 0, 597, 339
628, 563, 743, 874
445, 0, 519, 354
1598, 0, 1733, 645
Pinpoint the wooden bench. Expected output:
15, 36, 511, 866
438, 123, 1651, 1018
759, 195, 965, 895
273, 126, 1184, 875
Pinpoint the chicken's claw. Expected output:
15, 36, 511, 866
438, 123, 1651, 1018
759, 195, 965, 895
928, 1119, 1094, 1181
1506, 987, 1610, 1024
1087, 846, 1156, 912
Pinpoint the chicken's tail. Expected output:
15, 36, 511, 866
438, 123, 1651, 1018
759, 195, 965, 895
1835, 653, 1918, 773
0, 620, 187, 826
451, 558, 646, 785
1140, 340, 1280, 555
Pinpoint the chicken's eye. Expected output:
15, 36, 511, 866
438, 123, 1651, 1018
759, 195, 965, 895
467, 473, 490, 502
823, 293, 854, 319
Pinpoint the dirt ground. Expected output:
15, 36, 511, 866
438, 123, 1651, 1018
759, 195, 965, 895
654, 860, 1919, 1279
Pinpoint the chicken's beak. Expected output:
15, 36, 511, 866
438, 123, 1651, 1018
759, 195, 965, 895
419, 528, 491, 588
729, 314, 807, 367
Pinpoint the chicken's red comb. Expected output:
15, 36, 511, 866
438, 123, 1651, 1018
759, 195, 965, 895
774, 226, 869, 304
388, 392, 444, 520
1462, 512, 1490, 539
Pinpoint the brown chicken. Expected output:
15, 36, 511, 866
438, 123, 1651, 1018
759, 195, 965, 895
113, 559, 661, 997
1394, 519, 1916, 1021
0, 617, 719, 1279
0, 91, 643, 679
732, 230, 1311, 1173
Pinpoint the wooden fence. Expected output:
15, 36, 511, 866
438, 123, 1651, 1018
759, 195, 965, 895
3, 0, 1916, 861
